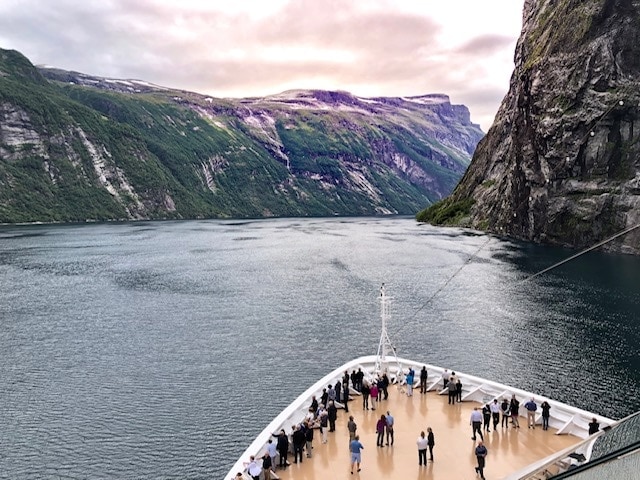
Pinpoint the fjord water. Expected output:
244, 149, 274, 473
1, 217, 639, 479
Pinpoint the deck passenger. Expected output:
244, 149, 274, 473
588, 417, 600, 435
525, 398, 538, 428
420, 366, 428, 394
266, 439, 277, 473
482, 404, 492, 432
305, 407, 315, 424
510, 395, 520, 428
490, 399, 501, 430
272, 429, 288, 469
319, 405, 329, 443
327, 384, 336, 404
470, 407, 484, 441
327, 400, 338, 432
500, 398, 510, 428
441, 369, 449, 389
262, 451, 272, 480
474, 440, 488, 480
321, 388, 328, 407
456, 378, 463, 402
541, 401, 551, 430
385, 411, 394, 446
406, 368, 415, 396
244, 455, 262, 480
370, 383, 378, 410
427, 427, 435, 461
376, 415, 386, 447
380, 373, 390, 400
292, 425, 305, 464
335, 380, 342, 403
361, 382, 370, 410
355, 368, 364, 391
349, 435, 364, 474
347, 415, 357, 442
343, 383, 350, 412
417, 431, 429, 465
304, 421, 314, 457
447, 378, 457, 404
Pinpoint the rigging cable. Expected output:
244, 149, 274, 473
390, 220, 640, 345
391, 235, 492, 340
518, 222, 640, 283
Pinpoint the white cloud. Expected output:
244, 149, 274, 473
0, 0, 525, 131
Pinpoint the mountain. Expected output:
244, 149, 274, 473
0, 48, 483, 223
417, 0, 640, 254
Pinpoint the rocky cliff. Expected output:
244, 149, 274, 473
0, 48, 483, 223
418, 0, 640, 254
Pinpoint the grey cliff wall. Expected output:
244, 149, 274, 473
450, 0, 640, 253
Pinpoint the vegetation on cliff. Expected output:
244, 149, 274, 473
0, 48, 483, 223
415, 197, 474, 225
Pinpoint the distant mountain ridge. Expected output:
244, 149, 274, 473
0, 47, 483, 223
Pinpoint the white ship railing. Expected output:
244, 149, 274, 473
506, 409, 640, 480
225, 356, 615, 479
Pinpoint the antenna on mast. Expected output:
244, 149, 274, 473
374, 284, 402, 376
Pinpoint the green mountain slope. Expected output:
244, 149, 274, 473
0, 48, 483, 223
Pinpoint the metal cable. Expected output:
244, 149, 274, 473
390, 235, 492, 339
519, 222, 640, 283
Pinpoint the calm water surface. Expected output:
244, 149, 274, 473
1, 217, 639, 479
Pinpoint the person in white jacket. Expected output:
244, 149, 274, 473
417, 431, 429, 465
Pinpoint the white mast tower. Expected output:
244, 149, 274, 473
374, 284, 402, 376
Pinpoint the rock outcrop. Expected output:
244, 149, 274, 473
419, 0, 640, 254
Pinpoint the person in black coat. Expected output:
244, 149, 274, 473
320, 388, 328, 407
420, 366, 428, 394
361, 382, 371, 410
355, 368, 364, 391
273, 429, 289, 468
427, 427, 435, 461
262, 451, 273, 480
482, 404, 492, 432
588, 417, 600, 435
343, 383, 350, 412
541, 401, 551, 430
310, 395, 318, 414
327, 401, 338, 432
381, 373, 389, 400
292, 425, 305, 463
304, 421, 314, 458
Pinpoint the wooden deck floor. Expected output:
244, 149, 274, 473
271, 386, 580, 480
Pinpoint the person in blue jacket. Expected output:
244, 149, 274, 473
349, 435, 364, 474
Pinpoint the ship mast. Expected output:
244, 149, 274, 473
374, 284, 402, 375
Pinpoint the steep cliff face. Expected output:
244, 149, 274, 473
0, 48, 484, 223
422, 0, 640, 253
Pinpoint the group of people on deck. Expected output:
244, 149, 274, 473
353, 369, 390, 410
465, 389, 602, 479
236, 365, 604, 479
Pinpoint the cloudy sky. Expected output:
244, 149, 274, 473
0, 0, 525, 131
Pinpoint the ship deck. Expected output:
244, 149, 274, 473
269, 385, 580, 480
